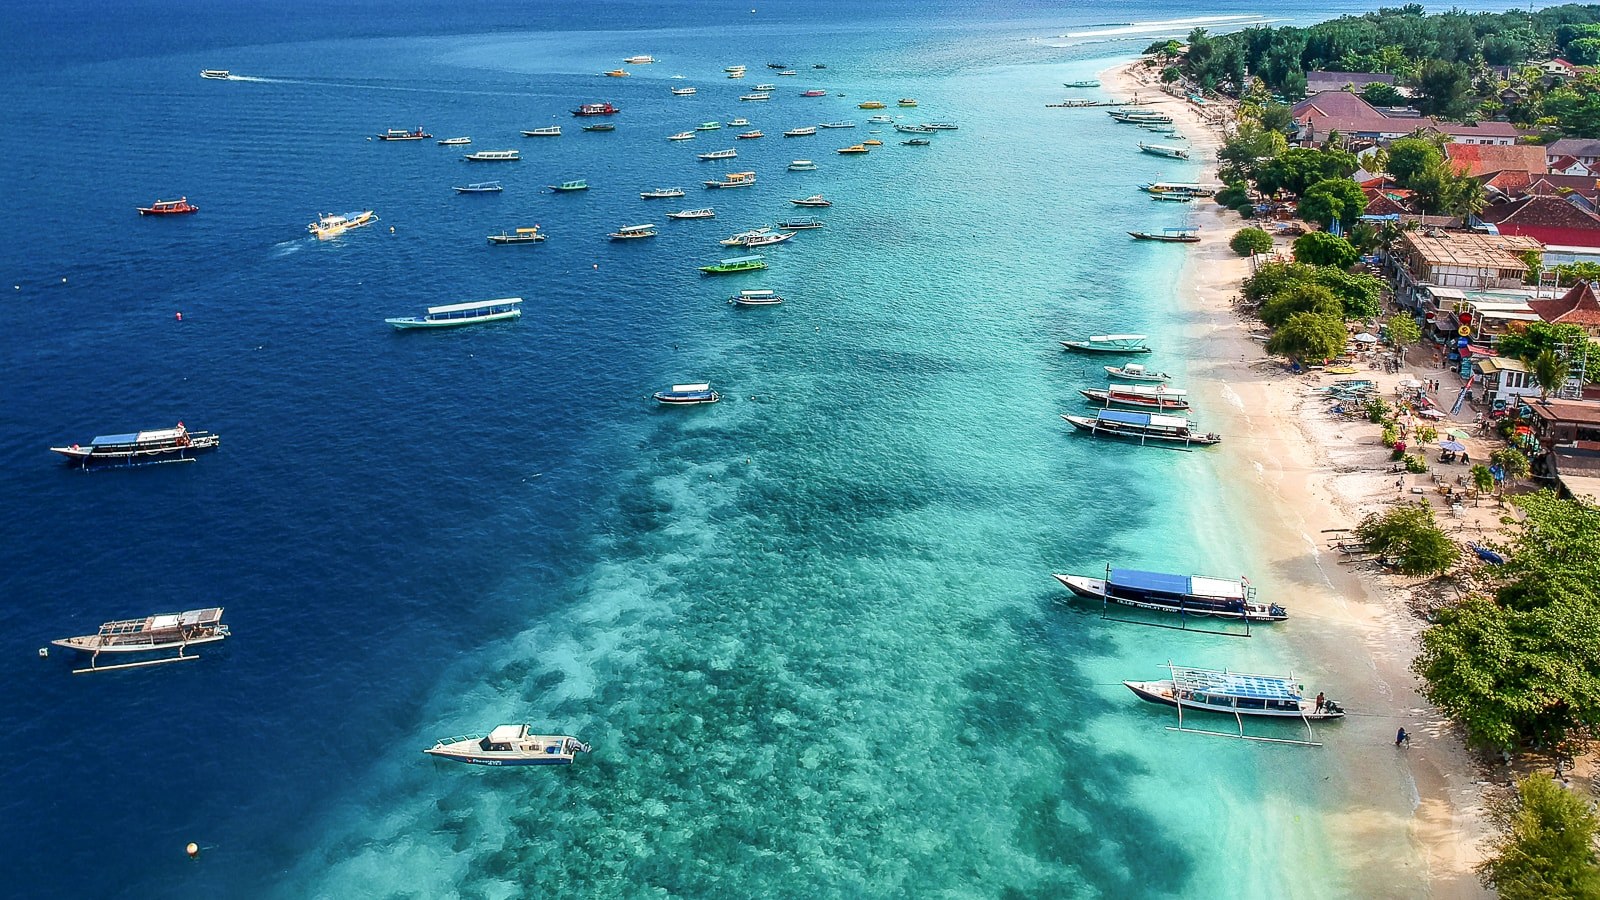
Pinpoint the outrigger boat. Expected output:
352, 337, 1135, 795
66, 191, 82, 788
789, 194, 831, 207
901, 138, 931, 146
728, 117, 750, 126
868, 115, 895, 124
464, 149, 520, 161
424, 726, 591, 766
836, 144, 869, 154
925, 122, 959, 130
1142, 182, 1215, 198
787, 159, 818, 170
720, 226, 772, 247
1139, 142, 1189, 159
1046, 99, 1103, 108
784, 126, 818, 137
1063, 79, 1101, 88
894, 123, 936, 134
667, 208, 715, 220
609, 223, 657, 240
572, 102, 621, 116
582, 123, 616, 132
1060, 334, 1151, 354
1061, 409, 1221, 446
704, 171, 757, 189
377, 126, 431, 141
437, 137, 472, 146
1125, 663, 1341, 747
51, 422, 219, 468
1080, 383, 1190, 411
695, 121, 723, 131
308, 209, 378, 240
699, 254, 766, 274
1151, 194, 1192, 203
641, 187, 686, 199
817, 121, 855, 129
743, 230, 795, 248
137, 197, 198, 215
548, 179, 589, 192
731, 289, 783, 306
775, 217, 824, 229
740, 92, 772, 101
1130, 227, 1200, 242
668, 131, 696, 141
654, 383, 720, 404
487, 226, 545, 244
1054, 567, 1285, 621
1104, 363, 1171, 382
698, 148, 738, 160
455, 182, 504, 193
521, 126, 562, 137
1108, 110, 1172, 124
52, 607, 229, 674
386, 297, 522, 329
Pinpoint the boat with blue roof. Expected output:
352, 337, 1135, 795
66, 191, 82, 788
1061, 409, 1220, 446
1052, 567, 1285, 621
1124, 663, 1343, 746
51, 422, 220, 467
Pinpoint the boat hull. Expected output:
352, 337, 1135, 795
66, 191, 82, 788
51, 433, 221, 466
387, 309, 521, 329
1060, 341, 1151, 354
423, 750, 575, 766
1061, 414, 1220, 447
1052, 574, 1282, 620
1078, 389, 1190, 411
654, 393, 720, 404
1124, 681, 1342, 719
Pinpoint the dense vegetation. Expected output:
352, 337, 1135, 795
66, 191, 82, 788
1479, 773, 1600, 899
1355, 504, 1459, 575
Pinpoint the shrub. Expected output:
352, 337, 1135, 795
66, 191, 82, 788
1405, 453, 1429, 474
1356, 502, 1456, 573
1382, 424, 1399, 447
1366, 396, 1391, 423
1478, 774, 1600, 899
1261, 283, 1343, 327
1230, 227, 1274, 256
1418, 425, 1438, 444
1492, 448, 1531, 482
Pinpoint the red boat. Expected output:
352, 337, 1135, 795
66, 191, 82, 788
137, 197, 199, 215
571, 102, 620, 116
801, 90, 827, 97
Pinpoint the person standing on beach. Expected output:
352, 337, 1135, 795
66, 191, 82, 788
1395, 727, 1409, 747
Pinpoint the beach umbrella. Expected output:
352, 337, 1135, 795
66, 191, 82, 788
1439, 440, 1467, 452
1398, 378, 1423, 388
1352, 333, 1379, 344
1418, 408, 1445, 418
1448, 429, 1471, 441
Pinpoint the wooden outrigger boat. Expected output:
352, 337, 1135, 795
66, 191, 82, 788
425, 726, 591, 766
1060, 333, 1151, 354
1079, 383, 1190, 411
1126, 662, 1342, 746
1141, 182, 1216, 198
138, 197, 198, 215
641, 187, 686, 199
1129, 227, 1199, 242
1138, 142, 1189, 159
666, 208, 715, 220
731, 289, 783, 306
609, 223, 657, 240
386, 297, 523, 329
699, 254, 766, 274
487, 226, 546, 244
1104, 363, 1172, 382
1054, 567, 1283, 622
52, 608, 229, 674
51, 422, 219, 467
1062, 409, 1220, 446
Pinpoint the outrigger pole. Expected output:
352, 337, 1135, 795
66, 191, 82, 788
1163, 664, 1322, 747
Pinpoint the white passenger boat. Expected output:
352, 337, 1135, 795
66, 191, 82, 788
50, 422, 220, 467
641, 187, 686, 199
1139, 142, 1190, 160
720, 226, 772, 246
1124, 663, 1342, 746
817, 121, 855, 129
609, 223, 658, 240
464, 149, 520, 161
1061, 410, 1220, 446
668, 131, 696, 141
1104, 363, 1171, 382
787, 159, 817, 171
868, 114, 894, 124
424, 725, 591, 766
200, 69, 231, 80
698, 148, 738, 160
1079, 383, 1190, 411
52, 607, 229, 673
743, 230, 795, 247
437, 137, 472, 146
1059, 333, 1151, 353
654, 383, 720, 404
731, 289, 783, 306
671, 86, 697, 95
728, 117, 751, 126
784, 126, 817, 137
386, 297, 523, 329
625, 55, 656, 64
1053, 567, 1284, 621
521, 126, 562, 137
666, 208, 715, 219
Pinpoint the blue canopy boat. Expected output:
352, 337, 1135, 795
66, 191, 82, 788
1053, 567, 1286, 621
1125, 663, 1343, 746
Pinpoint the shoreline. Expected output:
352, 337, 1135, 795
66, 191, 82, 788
1100, 59, 1494, 898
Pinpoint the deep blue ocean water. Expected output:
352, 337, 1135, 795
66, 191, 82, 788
0, 1, 1533, 897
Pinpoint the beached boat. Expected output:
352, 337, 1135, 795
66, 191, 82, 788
624, 55, 655, 64
603, 68, 629, 78
668, 131, 696, 141
1063, 79, 1101, 87
897, 98, 918, 107
1139, 142, 1189, 160
1104, 363, 1171, 382
641, 187, 686, 199
1060, 333, 1151, 353
667, 208, 715, 220
137, 197, 198, 215
521, 126, 562, 137
1126, 664, 1336, 719
801, 89, 827, 97
1054, 567, 1282, 620
787, 159, 818, 171
740, 93, 772, 101
817, 121, 855, 129
703, 171, 757, 189
1061, 409, 1221, 446
548, 179, 589, 192
464, 149, 520, 161
486, 227, 545, 244
894, 123, 935, 134
200, 69, 231, 80
901, 138, 931, 146
731, 289, 783, 306
654, 383, 720, 404
1142, 182, 1216, 197
377, 126, 431, 141
425, 726, 591, 766
744, 230, 796, 248
720, 227, 772, 247
308, 209, 378, 240
572, 102, 621, 116
582, 123, 616, 132
50, 422, 219, 468
836, 144, 869, 154
698, 148, 738, 160
454, 182, 504, 193
788, 194, 831, 207
784, 127, 818, 137
775, 217, 824, 229
437, 137, 472, 146
696, 121, 723, 131
609, 223, 657, 240
1129, 227, 1200, 242
671, 86, 697, 96
52, 607, 229, 674
699, 254, 766, 274
737, 130, 764, 139
1080, 384, 1190, 412
386, 297, 522, 330
858, 100, 886, 109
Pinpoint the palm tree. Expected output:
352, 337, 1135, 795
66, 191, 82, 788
1532, 348, 1572, 401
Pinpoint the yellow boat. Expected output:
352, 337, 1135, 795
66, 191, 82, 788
604, 68, 630, 77
837, 144, 869, 154
863, 138, 882, 146
858, 100, 886, 109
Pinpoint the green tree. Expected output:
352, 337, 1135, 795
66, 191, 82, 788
1257, 146, 1358, 197
1261, 283, 1344, 327
1542, 73, 1600, 138
1292, 231, 1361, 268
1410, 155, 1486, 217
1229, 227, 1274, 256
1388, 313, 1422, 353
1493, 447, 1531, 483
1218, 121, 1288, 182
1498, 321, 1593, 368
1161, 66, 1181, 85
1266, 312, 1348, 363
1568, 36, 1600, 66
1413, 59, 1473, 118
1471, 465, 1496, 503
1361, 82, 1405, 106
1385, 136, 1444, 188
1257, 102, 1294, 133
1356, 503, 1459, 576
1298, 177, 1370, 228
1533, 349, 1573, 400
1480, 774, 1600, 900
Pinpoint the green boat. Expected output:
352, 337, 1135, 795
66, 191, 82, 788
548, 179, 589, 192
699, 254, 767, 274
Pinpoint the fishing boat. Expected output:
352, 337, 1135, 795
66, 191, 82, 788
137, 197, 198, 215
1060, 333, 1151, 353
926, 122, 959, 130
1054, 567, 1282, 621
386, 297, 523, 329
668, 131, 696, 141
377, 126, 432, 141
1046, 99, 1101, 108
1063, 79, 1101, 87
52, 607, 229, 674
464, 149, 520, 161
901, 138, 931, 146
1142, 182, 1215, 197
609, 223, 657, 240
487, 226, 546, 244
424, 726, 591, 766
572, 102, 621, 116
1139, 142, 1189, 159
50, 422, 219, 468
437, 137, 472, 146
703, 171, 757, 189
836, 144, 869, 154
744, 230, 796, 248
868, 114, 894, 124
894, 123, 935, 133
671, 86, 697, 96
654, 383, 720, 404
731, 289, 783, 306
817, 121, 855, 129
788, 194, 831, 207
728, 118, 751, 126
725, 65, 746, 73
603, 68, 629, 78
698, 148, 738, 160
787, 159, 818, 171
1129, 227, 1200, 243
1124, 665, 1340, 746
624, 55, 655, 64
740, 93, 772, 101
454, 182, 504, 193
667, 208, 715, 220
582, 123, 617, 132
1061, 409, 1221, 446
858, 100, 886, 109
1104, 363, 1171, 382
898, 98, 918, 107
720, 227, 772, 247
755, 83, 777, 91
699, 254, 767, 274
695, 122, 723, 131
307, 209, 378, 240
784, 127, 818, 137
548, 179, 589, 192
521, 126, 562, 137
775, 217, 824, 229
801, 89, 827, 97
200, 69, 231, 80
641, 187, 686, 199
1080, 384, 1190, 411
737, 130, 764, 139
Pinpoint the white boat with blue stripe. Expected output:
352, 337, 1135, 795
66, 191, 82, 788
424, 725, 591, 766
1053, 567, 1286, 621
386, 297, 522, 329
1125, 663, 1344, 746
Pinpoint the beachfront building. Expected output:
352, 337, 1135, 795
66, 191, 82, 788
1529, 281, 1600, 338
1393, 230, 1542, 299
1473, 356, 1542, 408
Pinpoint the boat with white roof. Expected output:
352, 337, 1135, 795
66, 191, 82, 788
731, 289, 783, 306
307, 210, 378, 240
1079, 383, 1190, 411
654, 383, 720, 404
50, 422, 219, 467
385, 297, 522, 329
424, 726, 591, 766
486, 226, 545, 244
1104, 363, 1171, 382
787, 159, 817, 171
641, 187, 686, 199
784, 126, 817, 137
609, 223, 657, 240
52, 607, 230, 674
1124, 663, 1341, 746
1061, 409, 1220, 446
464, 149, 520, 161
698, 148, 738, 160
666, 208, 715, 219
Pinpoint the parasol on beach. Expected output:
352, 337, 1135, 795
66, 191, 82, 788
1448, 429, 1472, 441
1398, 378, 1423, 389
1352, 333, 1379, 344
1418, 408, 1445, 418
1439, 440, 1467, 452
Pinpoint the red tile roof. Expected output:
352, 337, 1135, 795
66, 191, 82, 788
1445, 143, 1547, 177
1431, 120, 1528, 139
1529, 281, 1600, 326
1291, 90, 1410, 136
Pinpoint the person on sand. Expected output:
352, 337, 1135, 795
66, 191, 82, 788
1395, 727, 1410, 747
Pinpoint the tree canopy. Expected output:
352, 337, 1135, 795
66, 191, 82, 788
1479, 774, 1600, 900
1229, 227, 1275, 256
1293, 231, 1361, 268
1356, 503, 1459, 576
1266, 311, 1348, 362
1299, 177, 1371, 228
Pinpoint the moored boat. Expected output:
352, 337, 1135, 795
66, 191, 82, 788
609, 223, 657, 240
1104, 363, 1171, 382
743, 230, 795, 248
728, 118, 751, 126
424, 726, 591, 766
1138, 142, 1190, 159
654, 383, 720, 404
307, 209, 378, 240
720, 226, 772, 246
386, 297, 522, 329
699, 254, 766, 274
1060, 333, 1151, 353
548, 179, 589, 192
52, 607, 229, 673
736, 130, 764, 139
897, 98, 918, 107
137, 197, 198, 215
1124, 665, 1337, 720
1061, 409, 1220, 446
1079, 384, 1190, 411
521, 126, 562, 137
698, 148, 738, 160
836, 144, 869, 154
1142, 182, 1216, 197
703, 171, 757, 189
858, 100, 886, 109
572, 102, 621, 116
377, 126, 432, 141
862, 138, 882, 146
582, 123, 617, 132
788, 194, 831, 207
464, 149, 520, 161
755, 83, 777, 91
801, 89, 827, 97
624, 55, 655, 64
775, 216, 824, 229
668, 131, 696, 141
667, 208, 715, 220
454, 182, 504, 193
731, 289, 783, 306
868, 114, 894, 124
437, 137, 472, 146
784, 126, 818, 137
641, 187, 686, 199
50, 423, 219, 468
487, 226, 546, 244
1053, 568, 1282, 620
1129, 227, 1200, 242
787, 159, 818, 171
901, 138, 931, 146
893, 123, 935, 133
671, 86, 697, 96
926, 122, 959, 130
740, 92, 772, 101
1063, 79, 1101, 87
695, 121, 723, 131
817, 121, 855, 129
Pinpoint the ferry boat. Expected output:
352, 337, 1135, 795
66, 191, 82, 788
1139, 142, 1189, 160
668, 131, 696, 141
926, 122, 960, 130
736, 130, 764, 139
548, 179, 589, 192
1064, 79, 1101, 88
1061, 409, 1221, 446
572, 102, 621, 116
1142, 182, 1215, 198
52, 607, 229, 674
728, 118, 750, 126
901, 138, 931, 146
720, 227, 771, 247
609, 223, 657, 240
654, 383, 721, 404
703, 171, 757, 189
817, 121, 855, 129
695, 121, 723, 131
671, 86, 697, 96
698, 148, 738, 160
897, 98, 918, 107
1129, 227, 1200, 243
386, 297, 523, 330
464, 149, 520, 161
1059, 333, 1151, 353
801, 89, 827, 97
603, 68, 629, 78
743, 230, 795, 248
1104, 363, 1171, 382
50, 422, 220, 468
487, 226, 546, 244
454, 182, 504, 193
377, 126, 431, 141
739, 93, 772, 102
836, 144, 869, 154
437, 137, 472, 146
731, 289, 783, 306
641, 187, 686, 199
582, 123, 616, 132
137, 197, 198, 215
699, 254, 766, 274
1054, 567, 1283, 621
787, 159, 817, 171
868, 114, 894, 124
894, 123, 935, 134
774, 217, 824, 229
788, 194, 831, 207
666, 208, 715, 219
1080, 384, 1190, 412
784, 127, 818, 137
858, 100, 886, 109
521, 126, 562, 137
307, 209, 378, 240
425, 726, 591, 766
200, 69, 231, 80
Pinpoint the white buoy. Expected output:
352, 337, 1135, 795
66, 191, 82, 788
186, 842, 200, 859
61, 277, 67, 283
38, 648, 48, 658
